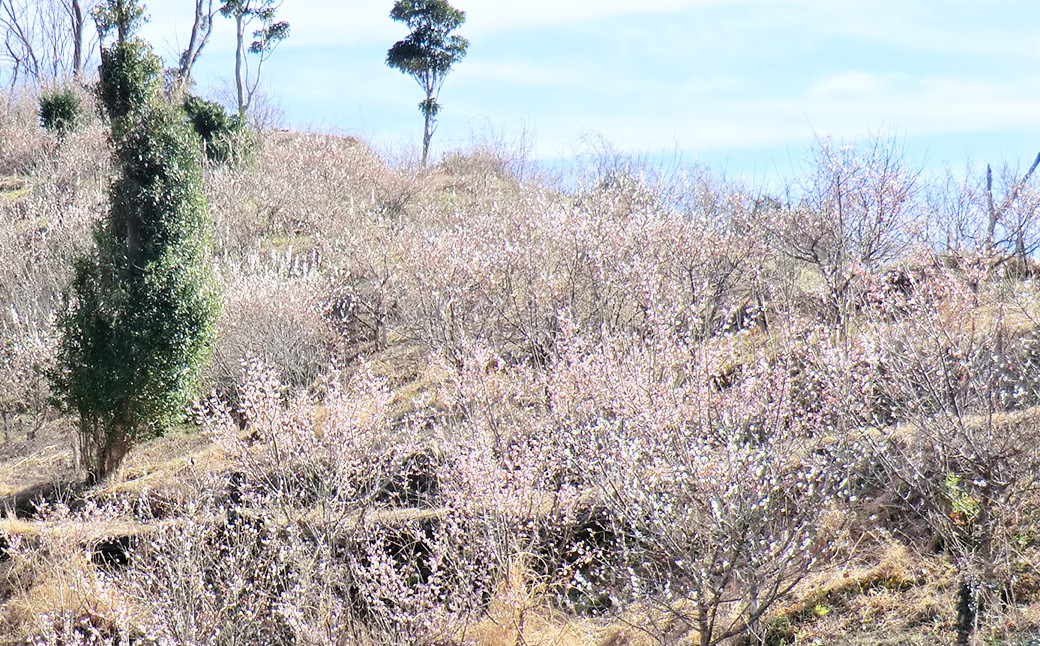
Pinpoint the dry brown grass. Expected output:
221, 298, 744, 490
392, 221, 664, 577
0, 418, 77, 500
0, 514, 146, 642
462, 556, 642, 646
99, 432, 226, 501
767, 537, 1040, 645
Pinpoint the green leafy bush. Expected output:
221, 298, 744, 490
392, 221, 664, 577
182, 94, 249, 164
97, 37, 161, 124
39, 88, 82, 138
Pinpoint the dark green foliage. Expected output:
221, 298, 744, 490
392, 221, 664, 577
91, 0, 145, 43
219, 0, 289, 50
97, 37, 162, 124
182, 94, 247, 163
53, 0, 219, 483
246, 14, 289, 54
39, 88, 82, 138
386, 0, 469, 166
387, 0, 468, 78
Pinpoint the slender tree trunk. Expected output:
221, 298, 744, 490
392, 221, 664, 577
986, 164, 997, 253
746, 586, 761, 644
82, 415, 104, 485
177, 0, 213, 89
87, 415, 131, 484
234, 10, 246, 120
421, 103, 433, 167
71, 0, 85, 81
985, 152, 1040, 256
956, 575, 975, 646
697, 603, 710, 646
114, 0, 129, 43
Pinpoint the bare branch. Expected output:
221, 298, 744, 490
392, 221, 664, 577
0, 0, 94, 86
177, 0, 215, 87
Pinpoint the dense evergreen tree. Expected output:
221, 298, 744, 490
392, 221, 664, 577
53, 0, 219, 483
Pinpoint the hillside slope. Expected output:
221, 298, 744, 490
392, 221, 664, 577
1, 93, 1039, 645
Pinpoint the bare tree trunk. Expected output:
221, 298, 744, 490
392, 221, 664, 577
1, 0, 43, 84
234, 10, 247, 120
70, 0, 84, 80
2, 410, 12, 447
421, 104, 433, 167
177, 0, 213, 89
986, 164, 997, 252
1, 0, 88, 85
83, 413, 132, 485
956, 576, 976, 646
985, 152, 1040, 256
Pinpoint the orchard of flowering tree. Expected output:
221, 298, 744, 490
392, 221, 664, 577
0, 2, 1039, 645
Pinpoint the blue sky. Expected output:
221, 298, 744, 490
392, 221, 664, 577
141, 0, 1040, 184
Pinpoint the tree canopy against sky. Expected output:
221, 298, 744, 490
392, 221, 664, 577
386, 0, 468, 166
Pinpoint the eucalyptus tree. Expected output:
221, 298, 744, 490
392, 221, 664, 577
386, 0, 469, 167
219, 0, 288, 122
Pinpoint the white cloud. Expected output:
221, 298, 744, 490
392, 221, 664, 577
511, 71, 1040, 158
796, 73, 1040, 134
807, 71, 900, 100
459, 0, 722, 33
208, 0, 740, 49
810, 1, 1040, 59
456, 60, 576, 86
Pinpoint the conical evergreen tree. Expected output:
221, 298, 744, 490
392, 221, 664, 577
53, 0, 219, 483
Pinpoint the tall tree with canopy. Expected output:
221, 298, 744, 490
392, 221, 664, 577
386, 0, 469, 167
219, 0, 288, 122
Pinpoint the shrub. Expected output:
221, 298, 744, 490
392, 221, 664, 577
38, 88, 82, 139
445, 323, 860, 644
0, 327, 56, 444
867, 272, 1040, 644
182, 94, 248, 164
191, 359, 497, 645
